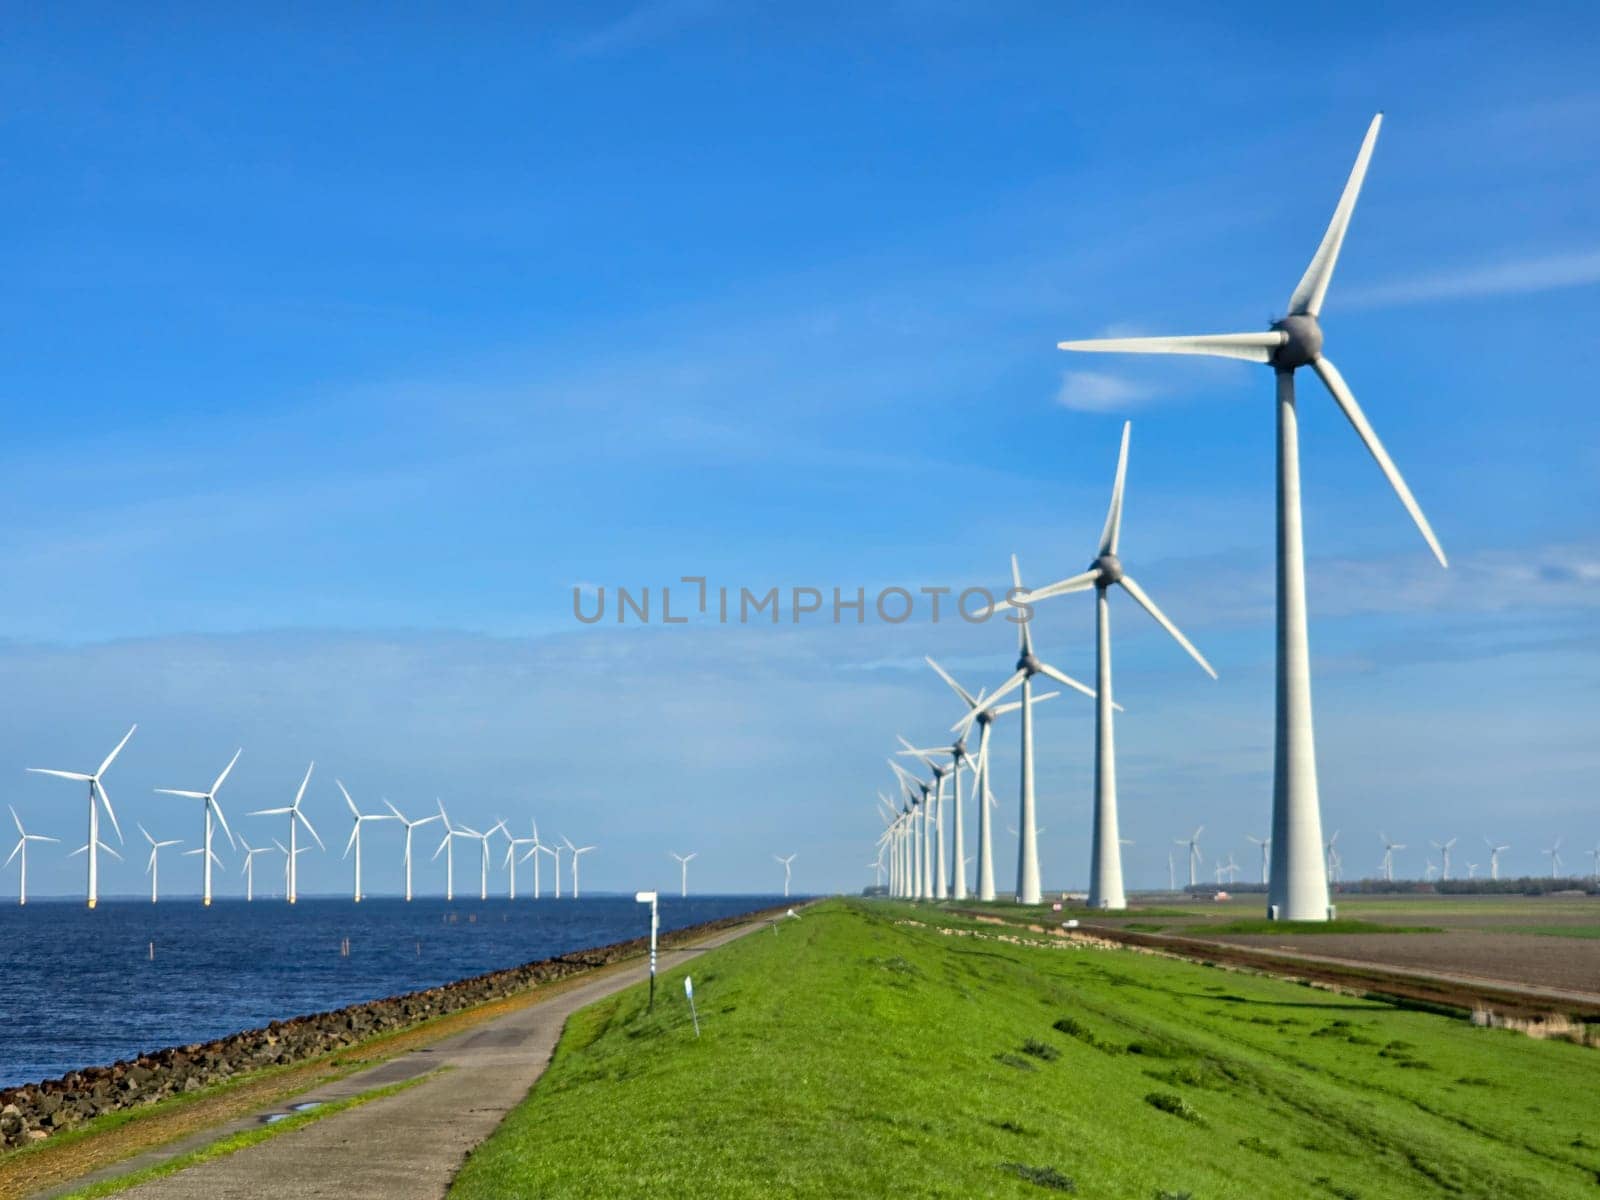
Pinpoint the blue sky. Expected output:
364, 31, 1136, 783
3, 4, 1597, 898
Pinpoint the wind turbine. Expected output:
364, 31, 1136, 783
1324, 830, 1342, 884
669, 851, 697, 898
774, 852, 797, 898
248, 763, 322, 904
141, 825, 183, 903
888, 758, 930, 900
6, 806, 59, 905
1484, 837, 1509, 881
1060, 115, 1447, 921
529, 819, 551, 899
952, 555, 1099, 904
1246, 834, 1271, 885
239, 836, 277, 902
503, 827, 537, 899
1425, 859, 1439, 882
1466, 861, 1480, 880
1379, 832, 1405, 883
1588, 844, 1600, 883
432, 802, 470, 902
458, 823, 491, 901
154, 748, 240, 907
1167, 850, 1176, 892
1544, 836, 1564, 880
384, 801, 440, 902
336, 782, 396, 903
547, 838, 563, 900
1175, 827, 1204, 887
564, 837, 596, 898
26, 724, 136, 908
998, 422, 1215, 911
1224, 853, 1241, 884
1429, 837, 1457, 882
897, 735, 974, 902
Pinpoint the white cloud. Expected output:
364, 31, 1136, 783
1344, 248, 1600, 309
1054, 370, 1159, 413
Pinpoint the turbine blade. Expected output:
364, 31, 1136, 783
8, 805, 22, 835
1099, 421, 1131, 556
250, 807, 293, 816
211, 799, 236, 850
97, 724, 138, 777
293, 762, 315, 809
27, 769, 93, 781
153, 789, 208, 799
211, 748, 243, 795
924, 656, 978, 708
385, 799, 406, 823
1009, 570, 1098, 607
950, 670, 1026, 733
1288, 113, 1382, 317
1058, 331, 1287, 364
344, 824, 358, 859
338, 780, 359, 818
1032, 660, 1097, 702
989, 689, 1059, 717
1311, 356, 1447, 567
4, 841, 20, 868
298, 810, 325, 851
1117, 576, 1217, 679
96, 781, 124, 844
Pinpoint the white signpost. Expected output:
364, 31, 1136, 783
636, 889, 659, 1011
684, 975, 700, 1037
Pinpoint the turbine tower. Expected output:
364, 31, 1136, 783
547, 839, 563, 899
953, 555, 1097, 904
26, 724, 136, 909
1484, 837, 1509, 881
529, 819, 550, 899
432, 802, 467, 902
1247, 834, 1271, 885
141, 825, 183, 903
154, 748, 240, 907
564, 837, 596, 898
239, 836, 276, 902
670, 851, 697, 898
896, 736, 953, 900
248, 763, 322, 904
1379, 832, 1406, 883
7, 806, 60, 905
384, 801, 440, 902
1060, 115, 1447, 921
1175, 827, 1204, 888
1000, 422, 1215, 909
1430, 837, 1457, 882
774, 852, 797, 898
458, 823, 491, 901
338, 782, 395, 903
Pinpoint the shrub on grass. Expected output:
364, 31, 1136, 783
990, 1118, 1037, 1137
1051, 1017, 1122, 1054
1126, 1039, 1183, 1059
1154, 1192, 1194, 1200
1021, 1038, 1060, 1062
994, 1052, 1036, 1071
998, 1162, 1076, 1191
1144, 1092, 1203, 1123
1239, 1135, 1281, 1158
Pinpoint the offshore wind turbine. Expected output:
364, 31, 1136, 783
7, 806, 59, 905
432, 802, 469, 901
141, 825, 182, 903
1379, 832, 1406, 883
384, 801, 440, 902
154, 748, 240, 907
338, 782, 396, 903
503, 826, 537, 899
249, 763, 322, 904
952, 555, 1098, 904
1000, 422, 1215, 910
456, 823, 491, 901
1484, 837, 1509, 881
1430, 837, 1457, 882
239, 836, 276, 902
1175, 827, 1204, 887
26, 724, 136, 909
564, 837, 596, 898
1060, 115, 1447, 921
529, 819, 551, 899
547, 839, 563, 899
774, 852, 797, 898
1247, 834, 1271, 885
669, 851, 697, 898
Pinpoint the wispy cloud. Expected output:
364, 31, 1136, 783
564, 0, 719, 58
1344, 248, 1600, 308
1054, 370, 1160, 413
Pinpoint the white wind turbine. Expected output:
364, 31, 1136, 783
1588, 844, 1600, 883
1247, 834, 1271, 885
239, 836, 277, 902
1000, 422, 1216, 910
1379, 832, 1406, 883
1175, 827, 1204, 888
337, 782, 396, 903
27, 724, 136, 909
432, 801, 468, 901
249, 763, 322, 904
926, 658, 1059, 902
1466, 861, 1480, 880
154, 748, 240, 907
460, 823, 492, 901
1544, 836, 1564, 880
670, 851, 697, 898
384, 801, 440, 902
1060, 115, 1447, 921
896, 734, 975, 902
503, 825, 537, 899
529, 819, 551, 899
774, 852, 797, 898
1325, 831, 1342, 884
7, 806, 59, 905
1484, 837, 1510, 881
547, 838, 563, 899
1430, 837, 1457, 882
1424, 859, 1439, 882
564, 837, 596, 898
888, 758, 931, 900
952, 555, 1099, 904
141, 825, 183, 904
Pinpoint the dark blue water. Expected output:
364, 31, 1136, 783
0, 894, 782, 1089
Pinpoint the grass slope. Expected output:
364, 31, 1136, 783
451, 901, 1600, 1199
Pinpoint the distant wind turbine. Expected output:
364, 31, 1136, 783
529, 819, 551, 899
275, 838, 311, 895
27, 724, 136, 909
1379, 832, 1406, 883
564, 837, 595, 898
502, 826, 537, 899
1324, 831, 1342, 884
141, 825, 183, 903
669, 851, 697, 898
1247, 834, 1272, 885
1484, 837, 1509, 881
154, 748, 241, 907
249, 763, 323, 904
774, 853, 797, 898
7, 806, 60, 905
239, 836, 277, 902
1544, 836, 1564, 880
432, 802, 468, 902
1175, 827, 1204, 888
384, 801, 440, 902
338, 782, 396, 903
1430, 837, 1457, 882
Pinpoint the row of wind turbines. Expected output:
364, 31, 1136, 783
8, 729, 604, 906
877, 115, 1456, 919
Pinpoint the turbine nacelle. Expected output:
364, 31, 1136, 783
1091, 553, 1124, 586
1268, 314, 1322, 370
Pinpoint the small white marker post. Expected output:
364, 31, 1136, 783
684, 975, 700, 1037
635, 890, 659, 1011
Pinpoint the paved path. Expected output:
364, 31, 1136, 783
50, 919, 766, 1199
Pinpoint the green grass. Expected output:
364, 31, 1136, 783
1498, 925, 1600, 940
1201, 918, 1443, 935
450, 901, 1600, 1199
58, 1072, 435, 1199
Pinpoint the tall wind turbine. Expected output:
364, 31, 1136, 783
239, 836, 277, 902
1430, 837, 1457, 882
547, 838, 563, 899
669, 851, 697, 898
432, 802, 467, 901
952, 555, 1098, 904
1544, 836, 1564, 880
1247, 834, 1271, 885
774, 852, 797, 898
459, 823, 491, 901
337, 782, 395, 903
1484, 837, 1509, 881
503, 827, 537, 899
7, 806, 59, 905
154, 748, 240, 907
529, 819, 551, 899
141, 825, 183, 903
1175, 826, 1204, 888
276, 838, 311, 895
249, 763, 322, 904
1379, 832, 1406, 883
384, 801, 440, 902
888, 759, 930, 900
1060, 115, 1447, 921
897, 735, 968, 901
564, 837, 595, 898
1000, 422, 1215, 910
26, 724, 136, 909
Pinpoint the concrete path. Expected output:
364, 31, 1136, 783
48, 919, 766, 1199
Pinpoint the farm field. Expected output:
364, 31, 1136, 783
450, 899, 1600, 1199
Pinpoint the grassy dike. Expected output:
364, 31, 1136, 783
450, 900, 1599, 1199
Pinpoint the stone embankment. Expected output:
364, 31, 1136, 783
0, 906, 781, 1150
